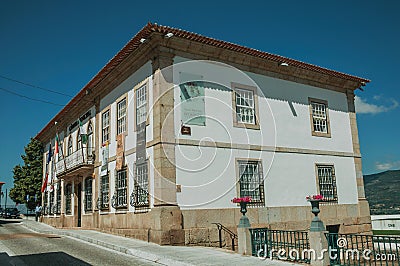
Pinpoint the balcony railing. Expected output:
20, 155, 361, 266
56, 147, 94, 175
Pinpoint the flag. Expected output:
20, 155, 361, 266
54, 135, 59, 181
41, 144, 52, 192
47, 143, 52, 164
79, 119, 87, 144
55, 134, 59, 159
41, 172, 48, 193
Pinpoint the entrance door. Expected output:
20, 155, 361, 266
77, 183, 82, 227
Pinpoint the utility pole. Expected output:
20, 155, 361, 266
0, 182, 4, 209
5, 189, 8, 208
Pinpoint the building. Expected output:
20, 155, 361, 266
35, 23, 372, 245
371, 215, 400, 232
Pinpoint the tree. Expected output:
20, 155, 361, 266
9, 138, 43, 210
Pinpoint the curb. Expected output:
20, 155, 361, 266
21, 220, 192, 266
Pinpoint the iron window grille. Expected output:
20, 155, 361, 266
132, 162, 149, 208
136, 85, 147, 125
56, 185, 61, 214
115, 168, 127, 208
65, 184, 72, 214
49, 191, 54, 214
316, 165, 337, 202
235, 88, 255, 125
238, 160, 265, 206
43, 192, 48, 215
117, 98, 127, 135
84, 177, 92, 211
102, 110, 110, 143
100, 173, 109, 209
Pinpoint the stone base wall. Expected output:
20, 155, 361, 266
181, 201, 372, 245
43, 206, 184, 245
42, 202, 371, 246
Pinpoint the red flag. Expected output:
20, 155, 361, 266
55, 135, 59, 156
41, 172, 48, 192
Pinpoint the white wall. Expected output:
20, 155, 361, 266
172, 57, 358, 210
173, 57, 353, 153
99, 61, 152, 157
97, 61, 153, 213
175, 145, 358, 209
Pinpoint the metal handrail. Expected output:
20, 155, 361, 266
212, 223, 237, 251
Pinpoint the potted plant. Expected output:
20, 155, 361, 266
306, 194, 325, 232
232, 196, 252, 216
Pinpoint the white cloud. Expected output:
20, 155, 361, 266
375, 161, 400, 171
355, 96, 399, 114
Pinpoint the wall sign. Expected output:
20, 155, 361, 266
180, 72, 205, 126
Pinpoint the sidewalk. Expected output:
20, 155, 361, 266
20, 217, 299, 266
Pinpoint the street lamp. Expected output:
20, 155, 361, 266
0, 182, 4, 209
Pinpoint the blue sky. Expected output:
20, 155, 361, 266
0, 1, 399, 203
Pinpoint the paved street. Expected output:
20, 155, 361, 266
1, 217, 298, 266
0, 218, 157, 265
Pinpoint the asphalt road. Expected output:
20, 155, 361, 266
0, 219, 158, 265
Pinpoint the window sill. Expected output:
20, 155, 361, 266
233, 122, 260, 130
312, 131, 331, 138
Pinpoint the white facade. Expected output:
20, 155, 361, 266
172, 58, 357, 210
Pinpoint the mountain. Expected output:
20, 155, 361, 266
363, 169, 400, 215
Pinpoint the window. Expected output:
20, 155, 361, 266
43, 192, 48, 215
117, 98, 127, 135
65, 184, 72, 215
100, 173, 109, 209
49, 191, 54, 214
56, 185, 61, 214
67, 136, 73, 156
232, 83, 259, 129
316, 165, 337, 202
87, 123, 93, 159
136, 85, 147, 126
102, 110, 110, 144
77, 129, 82, 150
84, 177, 92, 211
309, 98, 331, 137
237, 160, 264, 206
115, 168, 127, 208
133, 163, 149, 207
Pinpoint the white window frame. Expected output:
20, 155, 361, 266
135, 84, 148, 128
232, 83, 259, 129
117, 98, 127, 135
102, 109, 110, 144
309, 98, 331, 137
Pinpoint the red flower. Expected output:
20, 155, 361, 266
232, 196, 252, 203
306, 194, 324, 201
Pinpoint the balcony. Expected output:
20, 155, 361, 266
56, 147, 94, 178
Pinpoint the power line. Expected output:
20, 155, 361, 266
0, 87, 65, 107
0, 74, 73, 97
